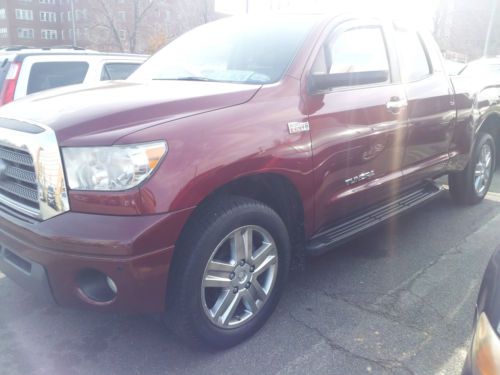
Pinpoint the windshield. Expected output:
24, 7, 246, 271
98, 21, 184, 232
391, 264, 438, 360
459, 62, 500, 75
130, 16, 317, 85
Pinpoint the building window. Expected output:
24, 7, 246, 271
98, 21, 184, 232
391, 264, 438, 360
75, 10, 84, 21
61, 30, 64, 40
60, 12, 64, 22
41, 29, 58, 40
0, 9, 6, 20
15, 9, 34, 21
67, 11, 72, 21
0, 28, 8, 39
17, 28, 34, 39
118, 11, 126, 21
119, 29, 126, 40
40, 11, 57, 22
68, 28, 80, 39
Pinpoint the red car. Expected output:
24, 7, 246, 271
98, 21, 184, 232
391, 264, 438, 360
0, 14, 498, 348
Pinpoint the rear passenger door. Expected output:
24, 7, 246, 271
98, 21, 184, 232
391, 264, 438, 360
395, 29, 456, 185
307, 21, 409, 231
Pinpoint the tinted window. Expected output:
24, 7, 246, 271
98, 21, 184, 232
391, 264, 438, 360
396, 30, 431, 82
27, 61, 89, 95
328, 27, 390, 75
101, 63, 140, 80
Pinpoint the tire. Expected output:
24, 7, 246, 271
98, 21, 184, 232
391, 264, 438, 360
166, 196, 291, 349
449, 132, 496, 205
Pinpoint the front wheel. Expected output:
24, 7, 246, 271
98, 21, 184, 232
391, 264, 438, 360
166, 196, 291, 349
449, 132, 496, 205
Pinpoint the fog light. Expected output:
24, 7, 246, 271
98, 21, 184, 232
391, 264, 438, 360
77, 269, 117, 303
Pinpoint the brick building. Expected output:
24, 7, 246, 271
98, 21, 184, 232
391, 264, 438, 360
0, 0, 215, 53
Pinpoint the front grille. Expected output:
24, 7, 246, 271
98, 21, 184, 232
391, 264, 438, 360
0, 144, 39, 211
0, 118, 69, 220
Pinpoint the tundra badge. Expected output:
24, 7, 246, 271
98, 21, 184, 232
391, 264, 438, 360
288, 121, 310, 134
345, 170, 375, 186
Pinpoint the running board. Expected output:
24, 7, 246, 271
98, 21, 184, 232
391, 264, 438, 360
305, 183, 444, 256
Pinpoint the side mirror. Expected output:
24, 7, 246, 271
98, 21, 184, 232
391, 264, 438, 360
308, 71, 389, 93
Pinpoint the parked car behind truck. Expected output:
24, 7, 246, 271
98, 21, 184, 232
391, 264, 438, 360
462, 245, 500, 375
0, 47, 147, 105
459, 57, 500, 77
0, 14, 499, 349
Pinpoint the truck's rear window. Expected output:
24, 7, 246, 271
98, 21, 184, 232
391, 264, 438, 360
27, 61, 89, 95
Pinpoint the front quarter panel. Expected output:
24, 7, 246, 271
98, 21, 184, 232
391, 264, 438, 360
449, 76, 500, 171
116, 80, 316, 235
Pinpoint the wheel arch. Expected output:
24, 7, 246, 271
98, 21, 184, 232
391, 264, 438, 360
170, 172, 307, 278
165, 172, 307, 314
478, 111, 500, 162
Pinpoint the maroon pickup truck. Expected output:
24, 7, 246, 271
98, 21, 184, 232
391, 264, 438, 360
0, 14, 499, 348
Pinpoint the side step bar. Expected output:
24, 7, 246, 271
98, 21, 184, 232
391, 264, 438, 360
305, 182, 444, 256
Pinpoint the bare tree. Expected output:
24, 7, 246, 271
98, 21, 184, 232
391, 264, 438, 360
87, 0, 158, 53
434, 0, 499, 60
166, 0, 214, 39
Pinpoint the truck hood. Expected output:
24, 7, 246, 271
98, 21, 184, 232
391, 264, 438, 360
0, 80, 261, 146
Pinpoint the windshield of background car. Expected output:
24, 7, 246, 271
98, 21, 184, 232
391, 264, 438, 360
459, 62, 500, 75
129, 16, 317, 85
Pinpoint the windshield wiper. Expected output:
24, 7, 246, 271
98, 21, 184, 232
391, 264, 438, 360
153, 76, 218, 82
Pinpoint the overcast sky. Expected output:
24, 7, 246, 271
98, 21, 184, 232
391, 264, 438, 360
214, 0, 439, 30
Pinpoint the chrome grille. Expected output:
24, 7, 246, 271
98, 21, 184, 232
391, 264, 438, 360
0, 117, 70, 220
0, 147, 34, 166
0, 145, 39, 211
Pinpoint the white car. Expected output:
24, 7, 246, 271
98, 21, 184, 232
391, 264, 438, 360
0, 46, 147, 106
458, 57, 500, 76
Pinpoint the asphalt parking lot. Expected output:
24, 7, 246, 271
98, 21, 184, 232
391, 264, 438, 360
2, 170, 500, 375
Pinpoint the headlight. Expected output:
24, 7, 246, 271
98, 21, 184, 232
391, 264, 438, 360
470, 312, 500, 375
62, 141, 167, 191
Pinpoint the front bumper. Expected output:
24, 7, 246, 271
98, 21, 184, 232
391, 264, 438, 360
0, 205, 194, 313
462, 312, 500, 375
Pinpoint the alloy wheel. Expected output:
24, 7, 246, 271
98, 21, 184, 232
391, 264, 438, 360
474, 143, 493, 196
201, 225, 278, 329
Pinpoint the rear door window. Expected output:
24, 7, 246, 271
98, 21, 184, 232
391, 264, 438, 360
395, 30, 431, 82
101, 63, 140, 80
27, 61, 89, 95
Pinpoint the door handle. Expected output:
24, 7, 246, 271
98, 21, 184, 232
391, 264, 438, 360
386, 97, 408, 113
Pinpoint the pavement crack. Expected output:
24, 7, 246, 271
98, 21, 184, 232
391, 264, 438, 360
406, 290, 446, 320
288, 311, 416, 375
315, 289, 433, 336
